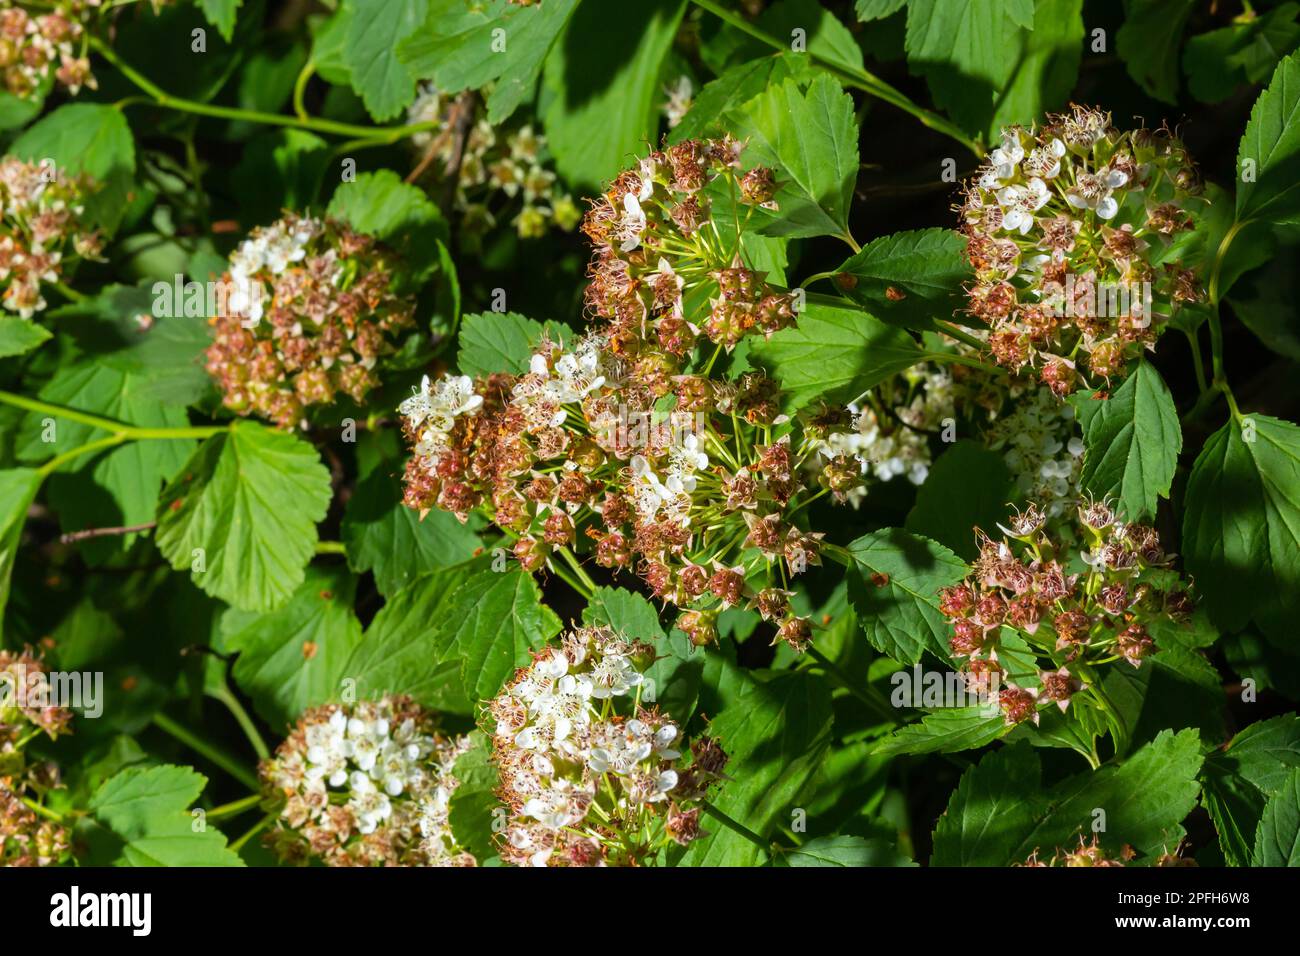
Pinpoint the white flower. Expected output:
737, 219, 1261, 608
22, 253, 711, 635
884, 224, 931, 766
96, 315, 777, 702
619, 192, 647, 252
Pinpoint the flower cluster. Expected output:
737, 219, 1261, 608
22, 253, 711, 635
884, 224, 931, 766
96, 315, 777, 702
1, 650, 73, 867
581, 136, 796, 353
1022, 835, 1195, 867
959, 106, 1204, 394
486, 626, 727, 866
807, 366, 956, 505
0, 157, 103, 320
0, 1, 96, 100
983, 385, 1085, 519
204, 213, 416, 428
939, 499, 1194, 726
399, 331, 828, 651
407, 84, 579, 240
259, 695, 475, 867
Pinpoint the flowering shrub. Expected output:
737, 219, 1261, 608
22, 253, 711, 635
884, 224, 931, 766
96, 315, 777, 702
1, 0, 1298, 885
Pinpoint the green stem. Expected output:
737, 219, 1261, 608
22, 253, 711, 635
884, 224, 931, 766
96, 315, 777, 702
557, 545, 599, 592
1183, 327, 1208, 394
207, 683, 270, 761
937, 320, 988, 354
21, 796, 65, 824
0, 389, 226, 441
52, 280, 85, 303
230, 812, 276, 853
687, 0, 984, 157
292, 59, 316, 121
314, 540, 347, 555
206, 793, 263, 821
38, 435, 126, 476
90, 36, 436, 142
151, 712, 260, 792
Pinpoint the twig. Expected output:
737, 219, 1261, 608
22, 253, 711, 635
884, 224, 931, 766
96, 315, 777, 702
60, 521, 155, 544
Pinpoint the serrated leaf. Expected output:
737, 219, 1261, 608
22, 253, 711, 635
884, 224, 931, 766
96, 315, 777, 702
456, 310, 569, 377
730, 73, 859, 239
1253, 768, 1300, 865
539, 0, 686, 190
222, 564, 364, 728
779, 834, 915, 867
0, 316, 51, 358
749, 298, 925, 410
934, 730, 1204, 865
1203, 715, 1300, 866
447, 730, 500, 861
327, 169, 448, 282
1183, 414, 1300, 642
832, 228, 970, 329
1184, 3, 1300, 104
990, 0, 1083, 135
88, 765, 242, 866
341, 468, 481, 596
678, 668, 834, 866
1069, 361, 1181, 520
669, 55, 805, 144
1238, 51, 1300, 224
905, 440, 1017, 560
198, 0, 243, 42
871, 705, 1010, 756
846, 527, 968, 664
397, 0, 579, 123
1115, 0, 1195, 104
154, 421, 332, 612
342, 0, 427, 121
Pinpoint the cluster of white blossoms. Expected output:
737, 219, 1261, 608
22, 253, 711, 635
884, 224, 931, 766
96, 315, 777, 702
223, 215, 318, 325
487, 626, 726, 866
810, 366, 956, 504
510, 333, 611, 429
628, 432, 709, 527
260, 696, 475, 867
407, 84, 580, 239
984, 387, 1085, 518
398, 373, 484, 461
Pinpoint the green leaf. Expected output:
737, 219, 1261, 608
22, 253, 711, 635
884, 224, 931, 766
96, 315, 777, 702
902, 0, 1036, 137
989, 0, 1084, 134
749, 298, 925, 410
1238, 51, 1300, 224
1202, 715, 1300, 866
1069, 361, 1181, 520
17, 364, 195, 561
230, 129, 330, 228
1253, 768, 1300, 865
447, 730, 500, 861
846, 527, 969, 664
679, 669, 834, 866
327, 169, 449, 282
539, 0, 686, 190
0, 316, 51, 358
871, 705, 1010, 756
344, 562, 480, 711
343, 0, 428, 121
1228, 252, 1300, 361
905, 441, 1017, 560
398, 0, 579, 123
730, 73, 859, 239
934, 730, 1204, 865
11, 104, 136, 234
88, 765, 243, 866
832, 228, 971, 329
222, 564, 365, 728
1184, 3, 1300, 104
779, 834, 915, 867
344, 561, 561, 713
1183, 414, 1300, 642
198, 0, 243, 42
671, 56, 806, 143
154, 421, 332, 612
456, 310, 569, 377
1115, 0, 1195, 104
932, 743, 1042, 866
341, 468, 481, 596
0, 469, 41, 640
856, 0, 906, 19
